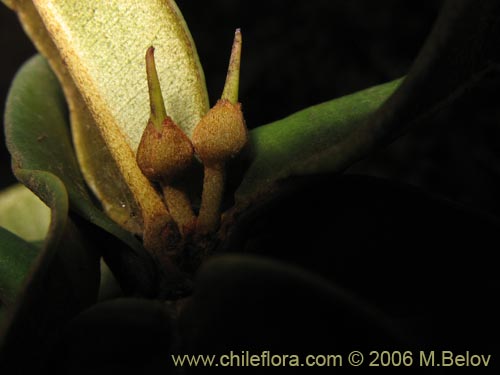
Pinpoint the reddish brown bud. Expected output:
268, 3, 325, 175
136, 117, 194, 182
192, 99, 247, 165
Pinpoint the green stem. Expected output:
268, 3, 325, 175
197, 163, 225, 235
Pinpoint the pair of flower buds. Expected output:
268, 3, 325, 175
136, 30, 246, 239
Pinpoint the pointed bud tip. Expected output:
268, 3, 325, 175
145, 46, 167, 130
146, 46, 155, 58
145, 46, 157, 74
221, 29, 242, 104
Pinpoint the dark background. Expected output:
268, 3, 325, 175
2, 0, 500, 217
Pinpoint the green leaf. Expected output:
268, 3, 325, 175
348, 0, 500, 171
0, 227, 38, 307
236, 78, 401, 204
0, 184, 50, 242
9, 0, 209, 247
235, 0, 500, 209
226, 174, 500, 332
97, 259, 123, 301
234, 175, 500, 352
4, 55, 158, 295
0, 170, 100, 372
31, 0, 209, 143
6, 55, 117, 229
183, 254, 403, 354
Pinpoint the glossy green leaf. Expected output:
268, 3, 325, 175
236, 78, 401, 203
0, 184, 50, 242
236, 0, 500, 210
0, 227, 38, 307
4, 55, 158, 295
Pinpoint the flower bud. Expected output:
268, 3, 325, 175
192, 29, 246, 235
136, 117, 194, 182
192, 99, 247, 165
136, 46, 194, 182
